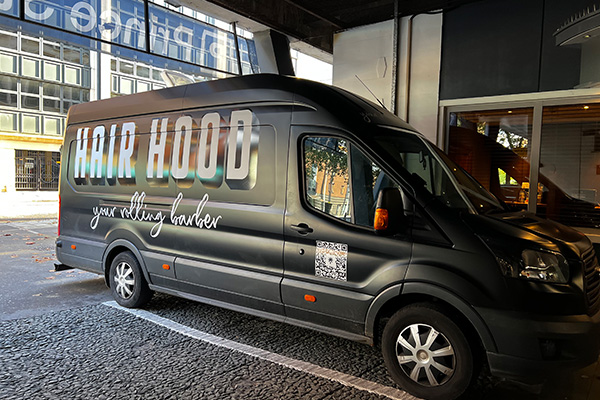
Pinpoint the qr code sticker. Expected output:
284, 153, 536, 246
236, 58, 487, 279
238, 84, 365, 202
315, 241, 348, 281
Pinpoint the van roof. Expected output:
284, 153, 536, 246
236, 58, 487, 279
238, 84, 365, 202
66, 74, 416, 134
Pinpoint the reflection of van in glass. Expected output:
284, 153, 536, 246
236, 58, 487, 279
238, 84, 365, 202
449, 126, 600, 231
56, 75, 600, 400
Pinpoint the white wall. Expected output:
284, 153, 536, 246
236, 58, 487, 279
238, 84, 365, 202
291, 50, 333, 84
332, 15, 443, 144
333, 21, 394, 110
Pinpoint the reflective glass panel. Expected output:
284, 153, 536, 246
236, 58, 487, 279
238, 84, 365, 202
0, 53, 17, 73
43, 43, 60, 59
22, 58, 40, 77
44, 117, 60, 135
0, 33, 17, 50
304, 137, 351, 221
448, 108, 534, 212
0, 75, 17, 91
0, 113, 16, 131
21, 79, 40, 94
21, 95, 40, 110
540, 104, 600, 232
21, 38, 39, 54
43, 82, 60, 97
22, 115, 40, 133
44, 62, 60, 81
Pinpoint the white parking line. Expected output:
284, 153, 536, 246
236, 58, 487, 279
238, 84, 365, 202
104, 301, 419, 400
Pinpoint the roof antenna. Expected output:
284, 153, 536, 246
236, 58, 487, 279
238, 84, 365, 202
355, 75, 388, 110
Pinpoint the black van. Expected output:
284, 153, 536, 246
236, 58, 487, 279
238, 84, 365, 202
56, 74, 600, 400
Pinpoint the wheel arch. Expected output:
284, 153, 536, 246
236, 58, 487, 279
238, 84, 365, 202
103, 239, 150, 287
366, 282, 497, 354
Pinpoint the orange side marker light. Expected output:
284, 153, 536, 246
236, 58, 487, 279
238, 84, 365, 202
304, 294, 316, 303
71, 245, 76, 250
162, 264, 171, 270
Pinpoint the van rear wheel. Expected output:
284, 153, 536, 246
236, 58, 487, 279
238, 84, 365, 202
109, 251, 153, 308
382, 304, 475, 400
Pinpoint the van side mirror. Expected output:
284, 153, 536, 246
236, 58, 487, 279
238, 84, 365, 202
374, 188, 405, 236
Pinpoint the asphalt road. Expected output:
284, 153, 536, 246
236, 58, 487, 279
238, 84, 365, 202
1, 218, 599, 400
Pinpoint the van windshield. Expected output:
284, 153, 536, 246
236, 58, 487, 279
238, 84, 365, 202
373, 128, 505, 214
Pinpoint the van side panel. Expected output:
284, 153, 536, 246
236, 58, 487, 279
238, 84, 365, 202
59, 101, 291, 315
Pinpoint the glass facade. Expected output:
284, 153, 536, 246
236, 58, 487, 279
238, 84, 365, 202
448, 108, 534, 212
0, 0, 259, 191
447, 101, 600, 240
0, 30, 90, 135
539, 104, 600, 231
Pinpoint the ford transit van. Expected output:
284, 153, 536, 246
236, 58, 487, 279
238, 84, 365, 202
56, 74, 600, 399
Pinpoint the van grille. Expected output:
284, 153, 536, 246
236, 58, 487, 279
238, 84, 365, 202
583, 247, 600, 315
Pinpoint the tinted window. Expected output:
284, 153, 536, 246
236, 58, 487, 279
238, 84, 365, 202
304, 137, 351, 221
304, 136, 398, 228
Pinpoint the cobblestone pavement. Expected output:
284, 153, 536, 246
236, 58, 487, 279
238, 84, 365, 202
1, 219, 600, 400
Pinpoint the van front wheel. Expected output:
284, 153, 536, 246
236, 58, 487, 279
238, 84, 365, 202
382, 304, 474, 400
109, 251, 153, 308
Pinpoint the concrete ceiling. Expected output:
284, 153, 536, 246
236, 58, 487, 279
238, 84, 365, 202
197, 0, 482, 55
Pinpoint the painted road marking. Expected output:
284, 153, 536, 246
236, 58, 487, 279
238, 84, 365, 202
104, 301, 419, 400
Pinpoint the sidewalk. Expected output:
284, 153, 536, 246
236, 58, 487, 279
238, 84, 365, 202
0, 191, 58, 220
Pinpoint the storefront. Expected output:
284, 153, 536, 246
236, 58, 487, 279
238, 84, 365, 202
437, 0, 600, 244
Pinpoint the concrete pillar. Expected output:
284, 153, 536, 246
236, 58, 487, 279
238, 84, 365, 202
253, 30, 295, 76
399, 13, 443, 143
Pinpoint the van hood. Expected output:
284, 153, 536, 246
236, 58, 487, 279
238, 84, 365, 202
463, 211, 591, 258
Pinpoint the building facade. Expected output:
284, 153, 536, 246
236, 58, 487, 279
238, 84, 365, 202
332, 0, 600, 245
0, 0, 258, 193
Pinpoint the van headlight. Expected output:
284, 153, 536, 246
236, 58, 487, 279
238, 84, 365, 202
497, 249, 570, 284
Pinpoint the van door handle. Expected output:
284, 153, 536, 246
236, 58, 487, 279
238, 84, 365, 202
291, 223, 313, 235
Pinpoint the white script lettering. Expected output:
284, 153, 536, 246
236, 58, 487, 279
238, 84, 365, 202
90, 206, 116, 230
120, 192, 166, 238
88, 192, 221, 237
170, 192, 221, 229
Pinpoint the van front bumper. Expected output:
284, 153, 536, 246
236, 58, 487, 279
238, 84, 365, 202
476, 306, 600, 381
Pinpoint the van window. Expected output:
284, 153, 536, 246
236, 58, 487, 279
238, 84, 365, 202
304, 137, 351, 221
349, 145, 398, 227
303, 136, 398, 228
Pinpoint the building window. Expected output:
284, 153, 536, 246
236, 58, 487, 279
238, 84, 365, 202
44, 117, 61, 135
0, 32, 17, 50
539, 104, 600, 230
0, 111, 17, 131
448, 108, 534, 212
0, 29, 91, 136
22, 57, 40, 77
304, 136, 352, 221
22, 114, 40, 133
447, 102, 600, 240
110, 58, 168, 97
15, 150, 60, 191
44, 61, 61, 81
0, 53, 17, 73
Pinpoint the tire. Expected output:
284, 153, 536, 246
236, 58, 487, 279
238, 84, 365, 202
381, 303, 475, 400
109, 251, 153, 308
